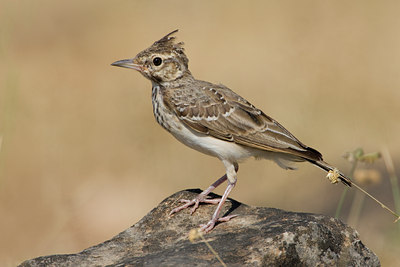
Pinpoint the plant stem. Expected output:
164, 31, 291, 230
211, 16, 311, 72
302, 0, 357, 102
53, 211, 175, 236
335, 160, 358, 219
382, 147, 400, 229
348, 190, 366, 227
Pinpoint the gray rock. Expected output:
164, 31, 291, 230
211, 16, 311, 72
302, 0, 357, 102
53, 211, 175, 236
19, 189, 380, 266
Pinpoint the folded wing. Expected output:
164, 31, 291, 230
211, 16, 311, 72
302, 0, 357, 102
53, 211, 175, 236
163, 83, 323, 162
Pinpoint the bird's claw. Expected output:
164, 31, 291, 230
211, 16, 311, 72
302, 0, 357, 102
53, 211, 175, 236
169, 196, 222, 216
200, 214, 238, 233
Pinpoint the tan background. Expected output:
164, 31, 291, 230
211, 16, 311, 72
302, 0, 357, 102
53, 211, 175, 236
1, 0, 400, 265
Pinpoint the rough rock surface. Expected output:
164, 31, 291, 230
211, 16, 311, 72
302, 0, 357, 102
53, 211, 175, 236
20, 189, 380, 266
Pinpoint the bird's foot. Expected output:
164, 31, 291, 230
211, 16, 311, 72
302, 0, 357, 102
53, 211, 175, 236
169, 195, 222, 215
200, 214, 238, 233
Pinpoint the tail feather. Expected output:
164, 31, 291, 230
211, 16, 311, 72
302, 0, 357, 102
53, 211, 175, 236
309, 160, 352, 187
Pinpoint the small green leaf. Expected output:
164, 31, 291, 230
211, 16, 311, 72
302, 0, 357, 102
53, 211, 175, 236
359, 152, 381, 164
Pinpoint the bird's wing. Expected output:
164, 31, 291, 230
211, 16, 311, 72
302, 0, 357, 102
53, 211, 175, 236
163, 83, 322, 161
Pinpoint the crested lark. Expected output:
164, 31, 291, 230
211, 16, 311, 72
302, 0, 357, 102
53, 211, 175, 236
111, 30, 351, 232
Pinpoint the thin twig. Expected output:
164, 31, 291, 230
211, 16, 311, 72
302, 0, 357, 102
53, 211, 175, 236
189, 229, 227, 267
351, 182, 400, 223
200, 234, 227, 267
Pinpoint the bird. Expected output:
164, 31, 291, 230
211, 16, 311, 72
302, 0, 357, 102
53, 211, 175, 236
111, 30, 352, 232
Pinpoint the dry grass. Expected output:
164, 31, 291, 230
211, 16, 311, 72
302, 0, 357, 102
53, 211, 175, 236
1, 0, 400, 265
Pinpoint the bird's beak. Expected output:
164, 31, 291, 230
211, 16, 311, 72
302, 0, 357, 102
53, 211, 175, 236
111, 59, 143, 71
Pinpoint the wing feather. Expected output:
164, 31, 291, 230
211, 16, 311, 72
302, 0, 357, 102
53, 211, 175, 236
163, 82, 322, 161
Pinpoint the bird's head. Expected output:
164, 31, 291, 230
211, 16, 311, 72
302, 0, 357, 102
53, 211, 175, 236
111, 30, 191, 85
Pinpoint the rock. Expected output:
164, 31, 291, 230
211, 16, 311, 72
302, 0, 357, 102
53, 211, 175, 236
19, 189, 380, 266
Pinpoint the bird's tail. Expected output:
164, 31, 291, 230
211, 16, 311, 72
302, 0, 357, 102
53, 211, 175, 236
310, 160, 352, 187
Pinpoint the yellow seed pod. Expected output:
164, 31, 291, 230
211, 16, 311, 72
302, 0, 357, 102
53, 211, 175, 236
326, 169, 340, 184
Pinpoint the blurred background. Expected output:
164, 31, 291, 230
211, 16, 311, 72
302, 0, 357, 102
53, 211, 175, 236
1, 0, 400, 265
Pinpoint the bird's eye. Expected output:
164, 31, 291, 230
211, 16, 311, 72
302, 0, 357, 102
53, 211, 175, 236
153, 57, 162, 66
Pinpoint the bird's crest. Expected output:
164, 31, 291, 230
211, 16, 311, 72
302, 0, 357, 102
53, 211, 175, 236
150, 30, 188, 67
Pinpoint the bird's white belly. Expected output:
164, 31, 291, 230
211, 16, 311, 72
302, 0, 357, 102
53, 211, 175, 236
171, 120, 254, 162
168, 120, 301, 170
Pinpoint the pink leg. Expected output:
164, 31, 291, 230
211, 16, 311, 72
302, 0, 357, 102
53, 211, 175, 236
200, 181, 237, 233
169, 174, 227, 215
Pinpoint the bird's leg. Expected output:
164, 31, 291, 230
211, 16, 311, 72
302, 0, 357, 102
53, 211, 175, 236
170, 162, 239, 232
199, 161, 239, 232
200, 180, 237, 233
169, 174, 227, 215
